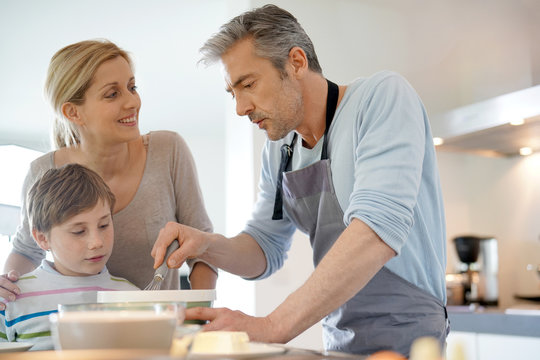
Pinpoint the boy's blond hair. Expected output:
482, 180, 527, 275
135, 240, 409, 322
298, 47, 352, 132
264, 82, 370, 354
27, 164, 115, 234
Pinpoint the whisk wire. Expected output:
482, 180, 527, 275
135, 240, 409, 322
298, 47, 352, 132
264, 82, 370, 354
144, 274, 165, 290
144, 240, 180, 290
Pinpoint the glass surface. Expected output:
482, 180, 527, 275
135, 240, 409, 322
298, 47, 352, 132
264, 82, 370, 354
50, 302, 184, 350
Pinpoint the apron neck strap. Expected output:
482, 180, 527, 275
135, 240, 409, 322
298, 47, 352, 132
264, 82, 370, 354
321, 79, 339, 160
271, 133, 297, 220
272, 79, 339, 220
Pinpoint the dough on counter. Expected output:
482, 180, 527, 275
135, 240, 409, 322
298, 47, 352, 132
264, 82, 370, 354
191, 331, 250, 354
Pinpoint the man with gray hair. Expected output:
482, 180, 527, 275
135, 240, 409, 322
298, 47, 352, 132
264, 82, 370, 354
153, 4, 448, 356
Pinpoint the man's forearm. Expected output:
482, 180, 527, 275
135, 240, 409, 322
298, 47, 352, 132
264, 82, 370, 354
200, 232, 267, 279
266, 218, 396, 343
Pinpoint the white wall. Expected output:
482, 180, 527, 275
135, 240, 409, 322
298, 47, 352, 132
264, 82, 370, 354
255, 0, 538, 115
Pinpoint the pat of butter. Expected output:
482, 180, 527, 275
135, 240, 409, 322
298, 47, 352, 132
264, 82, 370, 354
170, 336, 196, 357
191, 331, 250, 354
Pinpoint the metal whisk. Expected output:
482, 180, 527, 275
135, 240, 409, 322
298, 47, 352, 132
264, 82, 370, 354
144, 240, 180, 290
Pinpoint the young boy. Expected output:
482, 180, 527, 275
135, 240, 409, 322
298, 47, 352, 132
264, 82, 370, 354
0, 164, 138, 350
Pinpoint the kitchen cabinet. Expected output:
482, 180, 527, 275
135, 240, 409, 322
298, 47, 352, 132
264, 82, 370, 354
446, 331, 477, 360
446, 309, 540, 360
431, 85, 540, 157
447, 331, 540, 360
477, 334, 540, 360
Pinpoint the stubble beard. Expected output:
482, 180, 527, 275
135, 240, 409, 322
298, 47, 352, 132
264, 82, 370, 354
266, 86, 304, 141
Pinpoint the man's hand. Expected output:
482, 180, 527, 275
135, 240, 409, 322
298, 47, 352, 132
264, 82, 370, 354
185, 307, 283, 343
0, 270, 21, 310
151, 222, 211, 269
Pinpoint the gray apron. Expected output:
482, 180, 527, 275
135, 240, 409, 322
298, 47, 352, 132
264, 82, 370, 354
272, 80, 448, 356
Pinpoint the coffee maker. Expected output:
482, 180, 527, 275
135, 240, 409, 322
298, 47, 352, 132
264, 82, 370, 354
453, 235, 499, 306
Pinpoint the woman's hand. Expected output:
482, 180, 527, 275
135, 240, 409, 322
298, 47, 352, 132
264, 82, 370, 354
0, 270, 21, 310
151, 222, 212, 270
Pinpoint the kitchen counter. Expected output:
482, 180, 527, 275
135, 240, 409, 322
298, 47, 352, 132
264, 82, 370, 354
448, 305, 540, 337
0, 348, 366, 360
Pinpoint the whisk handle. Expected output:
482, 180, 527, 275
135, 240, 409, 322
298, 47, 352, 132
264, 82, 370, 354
155, 240, 181, 275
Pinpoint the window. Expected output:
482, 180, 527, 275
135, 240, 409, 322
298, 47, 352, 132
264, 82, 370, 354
0, 145, 44, 269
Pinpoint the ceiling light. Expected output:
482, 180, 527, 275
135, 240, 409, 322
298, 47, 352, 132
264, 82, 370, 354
519, 147, 533, 156
510, 119, 525, 126
433, 137, 444, 146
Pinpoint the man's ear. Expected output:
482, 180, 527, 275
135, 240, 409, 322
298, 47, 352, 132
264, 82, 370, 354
61, 102, 84, 126
288, 46, 308, 79
32, 229, 50, 252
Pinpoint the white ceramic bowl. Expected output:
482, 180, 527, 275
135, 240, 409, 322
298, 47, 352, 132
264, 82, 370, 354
97, 289, 215, 305
49, 302, 181, 350
97, 289, 216, 324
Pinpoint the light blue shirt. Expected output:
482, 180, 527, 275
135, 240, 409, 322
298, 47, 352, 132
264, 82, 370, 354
243, 71, 447, 302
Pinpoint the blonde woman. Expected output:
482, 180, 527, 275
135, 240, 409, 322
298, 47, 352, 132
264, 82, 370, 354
0, 40, 216, 308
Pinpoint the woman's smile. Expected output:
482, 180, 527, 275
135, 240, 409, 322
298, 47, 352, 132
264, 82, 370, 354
118, 114, 137, 126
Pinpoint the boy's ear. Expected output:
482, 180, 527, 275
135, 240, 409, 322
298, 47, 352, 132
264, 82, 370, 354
32, 229, 50, 251
61, 102, 84, 126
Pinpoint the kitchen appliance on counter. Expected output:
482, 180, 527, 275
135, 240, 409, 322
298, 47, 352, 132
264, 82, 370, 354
512, 263, 540, 303
447, 235, 499, 306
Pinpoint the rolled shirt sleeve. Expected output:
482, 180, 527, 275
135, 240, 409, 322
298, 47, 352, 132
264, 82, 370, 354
344, 73, 426, 254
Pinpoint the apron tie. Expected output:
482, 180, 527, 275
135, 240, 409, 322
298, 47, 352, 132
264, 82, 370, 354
272, 134, 297, 220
